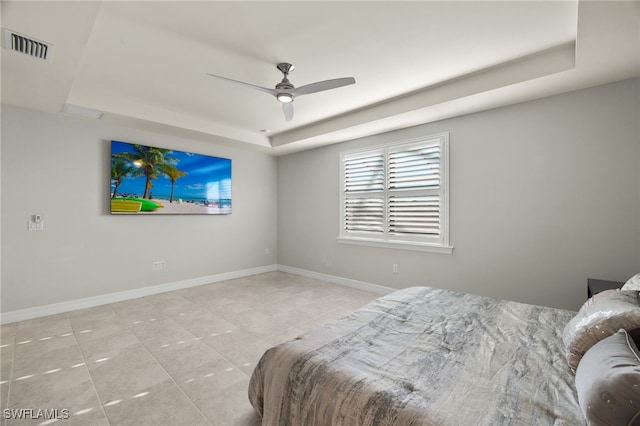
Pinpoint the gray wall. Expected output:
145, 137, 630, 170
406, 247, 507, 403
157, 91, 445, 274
2, 78, 638, 315
1, 106, 278, 313
278, 78, 640, 311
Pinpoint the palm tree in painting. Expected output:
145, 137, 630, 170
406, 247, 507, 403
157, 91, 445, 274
161, 164, 188, 203
111, 156, 134, 198
115, 145, 179, 199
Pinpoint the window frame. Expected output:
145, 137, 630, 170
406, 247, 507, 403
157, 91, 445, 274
337, 132, 453, 254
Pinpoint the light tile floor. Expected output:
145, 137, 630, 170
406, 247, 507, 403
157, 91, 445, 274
0, 272, 380, 426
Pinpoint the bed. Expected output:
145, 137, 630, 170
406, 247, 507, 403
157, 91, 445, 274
249, 283, 640, 426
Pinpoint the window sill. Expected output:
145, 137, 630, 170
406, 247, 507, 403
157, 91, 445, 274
336, 236, 454, 254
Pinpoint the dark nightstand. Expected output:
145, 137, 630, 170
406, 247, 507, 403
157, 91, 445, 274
587, 278, 624, 298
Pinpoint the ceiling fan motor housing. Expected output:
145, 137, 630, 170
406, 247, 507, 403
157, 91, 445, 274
275, 80, 294, 91
275, 63, 295, 103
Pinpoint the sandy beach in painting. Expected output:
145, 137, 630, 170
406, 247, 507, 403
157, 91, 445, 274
142, 199, 231, 215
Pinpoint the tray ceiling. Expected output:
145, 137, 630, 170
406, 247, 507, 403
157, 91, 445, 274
2, 1, 638, 155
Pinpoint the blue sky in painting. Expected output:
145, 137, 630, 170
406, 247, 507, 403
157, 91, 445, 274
111, 141, 231, 202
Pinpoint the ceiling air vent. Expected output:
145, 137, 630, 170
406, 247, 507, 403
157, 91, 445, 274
3, 29, 54, 61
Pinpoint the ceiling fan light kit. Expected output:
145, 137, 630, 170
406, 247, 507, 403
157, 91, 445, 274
276, 93, 294, 103
207, 62, 355, 121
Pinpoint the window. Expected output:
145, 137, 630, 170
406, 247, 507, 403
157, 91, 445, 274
338, 132, 452, 254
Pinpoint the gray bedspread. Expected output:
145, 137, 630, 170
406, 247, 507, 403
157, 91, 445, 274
249, 286, 583, 425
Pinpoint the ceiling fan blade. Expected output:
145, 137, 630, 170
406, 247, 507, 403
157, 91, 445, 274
292, 77, 356, 96
206, 73, 276, 96
283, 103, 294, 121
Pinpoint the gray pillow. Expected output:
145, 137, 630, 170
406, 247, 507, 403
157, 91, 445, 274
563, 290, 640, 372
575, 329, 640, 426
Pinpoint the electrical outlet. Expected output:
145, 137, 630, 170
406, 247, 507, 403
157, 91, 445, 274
392, 264, 399, 273
152, 261, 159, 270
159, 261, 166, 270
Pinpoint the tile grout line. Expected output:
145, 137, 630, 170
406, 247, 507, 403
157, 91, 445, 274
170, 288, 281, 375
147, 300, 259, 377
196, 305, 270, 365
1, 326, 16, 426
112, 303, 215, 426
69, 311, 112, 426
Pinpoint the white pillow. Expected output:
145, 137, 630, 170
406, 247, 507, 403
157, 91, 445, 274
622, 273, 640, 291
562, 290, 640, 373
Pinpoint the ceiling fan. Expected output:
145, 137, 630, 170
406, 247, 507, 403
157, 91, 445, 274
207, 63, 355, 121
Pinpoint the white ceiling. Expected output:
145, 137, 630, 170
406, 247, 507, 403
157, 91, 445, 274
2, 1, 639, 155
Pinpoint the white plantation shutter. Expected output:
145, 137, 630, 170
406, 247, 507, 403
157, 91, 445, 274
343, 150, 385, 233
388, 195, 440, 236
344, 151, 384, 192
340, 133, 450, 252
388, 143, 441, 238
344, 197, 384, 233
388, 144, 440, 190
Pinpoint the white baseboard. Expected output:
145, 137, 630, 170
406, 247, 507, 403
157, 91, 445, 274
0, 264, 278, 325
1, 264, 392, 325
276, 264, 395, 295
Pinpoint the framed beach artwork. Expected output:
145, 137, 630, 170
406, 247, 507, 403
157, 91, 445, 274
110, 140, 231, 215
